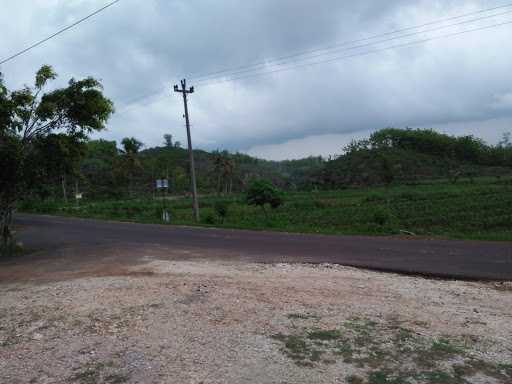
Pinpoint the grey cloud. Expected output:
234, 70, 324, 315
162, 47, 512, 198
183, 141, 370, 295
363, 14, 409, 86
1, 0, 511, 158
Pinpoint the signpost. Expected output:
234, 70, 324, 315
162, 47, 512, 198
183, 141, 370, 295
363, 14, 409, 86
75, 192, 83, 208
156, 179, 170, 222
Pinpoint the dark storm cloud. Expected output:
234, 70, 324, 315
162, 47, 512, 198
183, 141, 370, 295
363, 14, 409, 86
1, 0, 511, 159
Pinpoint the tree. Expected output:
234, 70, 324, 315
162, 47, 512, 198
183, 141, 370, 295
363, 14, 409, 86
246, 179, 284, 219
0, 65, 113, 254
121, 137, 143, 154
163, 134, 173, 147
212, 151, 235, 194
81, 139, 120, 198
120, 137, 144, 197
36, 133, 87, 202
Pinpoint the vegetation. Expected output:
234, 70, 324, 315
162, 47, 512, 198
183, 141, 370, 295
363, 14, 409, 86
213, 200, 230, 223
271, 315, 512, 383
246, 179, 284, 219
320, 128, 512, 188
0, 66, 113, 255
15, 127, 512, 203
19, 177, 512, 241
1, 66, 510, 245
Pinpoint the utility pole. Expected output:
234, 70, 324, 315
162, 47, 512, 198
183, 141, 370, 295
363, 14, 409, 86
174, 79, 200, 222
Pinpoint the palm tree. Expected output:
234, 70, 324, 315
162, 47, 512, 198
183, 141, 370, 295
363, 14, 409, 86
120, 137, 144, 196
212, 151, 235, 194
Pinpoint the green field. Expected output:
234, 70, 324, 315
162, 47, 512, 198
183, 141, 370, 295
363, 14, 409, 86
19, 177, 512, 241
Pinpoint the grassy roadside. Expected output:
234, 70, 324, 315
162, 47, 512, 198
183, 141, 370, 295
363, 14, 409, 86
19, 178, 512, 241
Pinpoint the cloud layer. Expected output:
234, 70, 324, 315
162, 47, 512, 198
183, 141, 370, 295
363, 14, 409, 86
1, 0, 511, 159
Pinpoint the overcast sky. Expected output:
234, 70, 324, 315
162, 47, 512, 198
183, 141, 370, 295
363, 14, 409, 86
1, 0, 512, 160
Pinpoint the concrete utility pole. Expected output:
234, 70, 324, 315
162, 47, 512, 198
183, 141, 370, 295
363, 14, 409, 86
174, 79, 200, 222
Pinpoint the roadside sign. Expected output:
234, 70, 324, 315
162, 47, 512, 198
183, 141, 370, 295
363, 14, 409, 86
156, 179, 169, 189
75, 193, 83, 200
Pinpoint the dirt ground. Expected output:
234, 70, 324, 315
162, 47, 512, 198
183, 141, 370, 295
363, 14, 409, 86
1, 258, 511, 384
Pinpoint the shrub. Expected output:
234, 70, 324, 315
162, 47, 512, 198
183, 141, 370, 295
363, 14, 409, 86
365, 194, 386, 203
372, 208, 391, 226
204, 214, 215, 224
246, 179, 284, 218
214, 200, 229, 223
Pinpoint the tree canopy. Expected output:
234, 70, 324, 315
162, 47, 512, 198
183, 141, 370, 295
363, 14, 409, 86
0, 65, 114, 254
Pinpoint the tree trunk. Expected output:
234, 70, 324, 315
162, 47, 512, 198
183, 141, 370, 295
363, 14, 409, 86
0, 204, 14, 255
61, 174, 68, 203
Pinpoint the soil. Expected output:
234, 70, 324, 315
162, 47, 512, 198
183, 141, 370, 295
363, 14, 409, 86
1, 258, 511, 383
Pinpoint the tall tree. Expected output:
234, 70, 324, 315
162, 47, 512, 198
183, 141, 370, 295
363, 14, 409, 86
120, 137, 144, 196
36, 133, 87, 202
0, 65, 113, 254
212, 151, 235, 194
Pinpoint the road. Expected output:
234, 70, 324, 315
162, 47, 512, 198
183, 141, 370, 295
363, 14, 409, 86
2, 214, 511, 281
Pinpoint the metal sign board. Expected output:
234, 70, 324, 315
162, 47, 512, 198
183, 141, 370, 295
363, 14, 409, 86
156, 179, 169, 189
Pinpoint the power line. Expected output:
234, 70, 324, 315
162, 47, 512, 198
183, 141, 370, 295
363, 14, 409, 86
188, 2, 512, 82
120, 19, 512, 112
119, 5, 512, 110
0, 0, 123, 65
198, 20, 512, 87
117, 86, 167, 113
194, 9, 512, 84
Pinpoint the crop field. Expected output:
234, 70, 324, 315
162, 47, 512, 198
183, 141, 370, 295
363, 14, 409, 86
19, 177, 512, 241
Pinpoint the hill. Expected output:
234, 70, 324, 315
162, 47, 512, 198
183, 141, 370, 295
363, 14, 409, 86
23, 128, 512, 201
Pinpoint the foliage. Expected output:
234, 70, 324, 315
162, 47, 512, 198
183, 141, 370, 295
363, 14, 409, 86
320, 128, 512, 188
20, 177, 512, 242
81, 140, 121, 198
0, 66, 113, 254
121, 137, 143, 154
212, 150, 235, 194
246, 179, 284, 217
44, 127, 511, 201
163, 133, 173, 147
213, 200, 229, 223
120, 137, 144, 197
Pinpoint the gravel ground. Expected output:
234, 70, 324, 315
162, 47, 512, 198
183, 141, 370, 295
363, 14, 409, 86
1, 259, 511, 384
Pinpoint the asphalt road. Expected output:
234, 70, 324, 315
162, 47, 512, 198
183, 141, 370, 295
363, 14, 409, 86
4, 214, 512, 281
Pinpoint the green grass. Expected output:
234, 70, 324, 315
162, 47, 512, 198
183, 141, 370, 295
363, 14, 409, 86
19, 177, 512, 241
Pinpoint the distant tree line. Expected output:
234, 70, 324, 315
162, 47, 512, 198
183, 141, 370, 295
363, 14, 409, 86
16, 127, 512, 205
318, 128, 512, 187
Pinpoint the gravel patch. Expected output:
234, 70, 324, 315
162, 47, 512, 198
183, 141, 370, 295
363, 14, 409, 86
1, 260, 511, 383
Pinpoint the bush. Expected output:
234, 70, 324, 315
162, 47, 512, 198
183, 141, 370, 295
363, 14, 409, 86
204, 214, 215, 224
246, 179, 284, 217
372, 208, 391, 226
214, 200, 229, 223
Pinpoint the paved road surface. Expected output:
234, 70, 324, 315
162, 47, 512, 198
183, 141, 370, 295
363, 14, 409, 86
3, 214, 512, 281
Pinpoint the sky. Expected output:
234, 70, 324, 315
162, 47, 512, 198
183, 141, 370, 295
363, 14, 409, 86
1, 0, 511, 160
